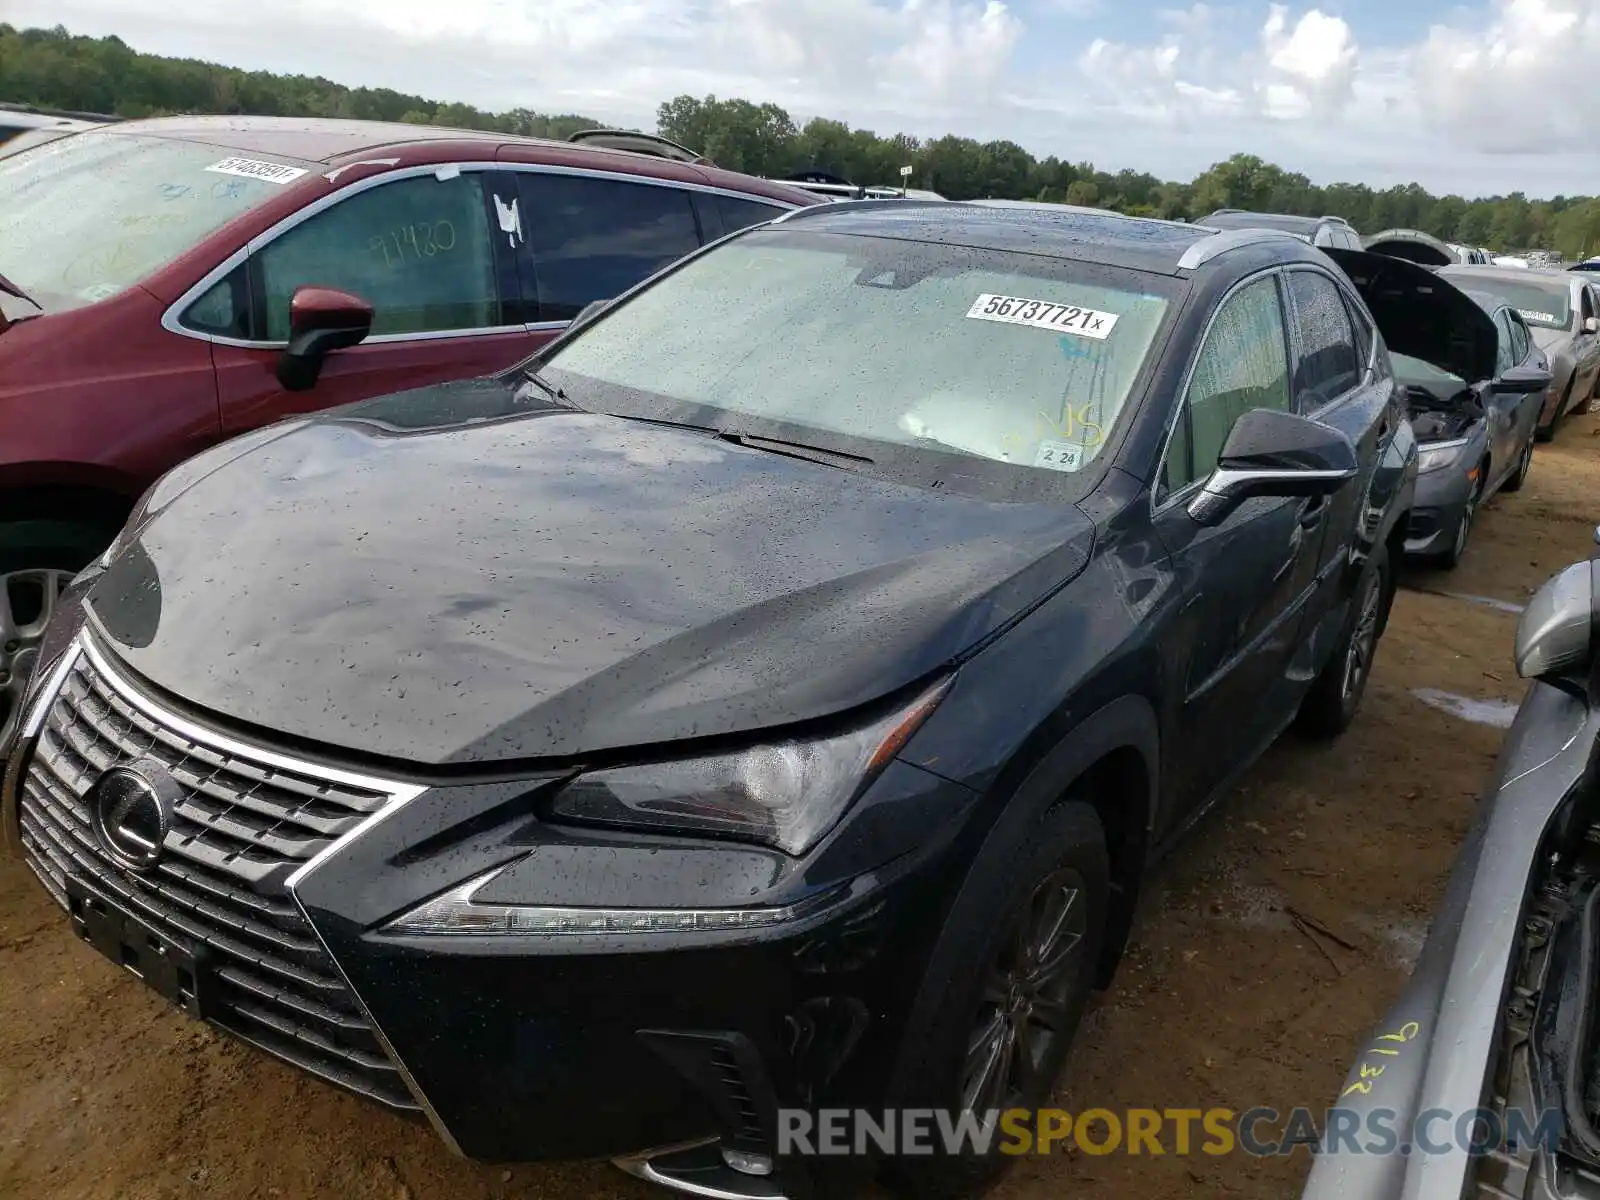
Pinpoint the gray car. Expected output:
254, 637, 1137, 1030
1327, 252, 1551, 567
1398, 290, 1550, 566
1302, 543, 1600, 1200
1439, 264, 1600, 440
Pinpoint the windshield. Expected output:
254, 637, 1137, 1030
542, 228, 1174, 494
0, 130, 307, 312
1439, 271, 1571, 330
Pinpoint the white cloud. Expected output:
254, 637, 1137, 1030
1259, 4, 1358, 113
1413, 0, 1600, 153
12, 0, 1600, 193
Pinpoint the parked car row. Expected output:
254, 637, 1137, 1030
0, 120, 1582, 1200
1207, 210, 1599, 569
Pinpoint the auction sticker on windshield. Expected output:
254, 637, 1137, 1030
967, 294, 1120, 340
1033, 439, 1086, 471
1518, 309, 1558, 325
205, 157, 308, 185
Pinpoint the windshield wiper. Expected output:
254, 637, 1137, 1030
0, 270, 38, 308
520, 367, 582, 410
717, 431, 873, 471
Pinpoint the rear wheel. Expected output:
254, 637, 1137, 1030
1297, 545, 1389, 739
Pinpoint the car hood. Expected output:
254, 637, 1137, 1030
84, 378, 1094, 767
1362, 228, 1458, 268
1529, 324, 1570, 355
1324, 247, 1499, 384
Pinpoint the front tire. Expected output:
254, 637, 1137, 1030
880, 801, 1109, 1199
1537, 380, 1572, 441
1297, 544, 1389, 739
1502, 433, 1535, 492
1436, 470, 1484, 570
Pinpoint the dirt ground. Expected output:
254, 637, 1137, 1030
2, 413, 1598, 1200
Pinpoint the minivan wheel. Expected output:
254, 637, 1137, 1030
880, 802, 1108, 1200
1297, 545, 1389, 740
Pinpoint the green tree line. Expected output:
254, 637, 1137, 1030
8, 23, 1600, 259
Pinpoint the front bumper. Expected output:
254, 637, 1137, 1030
3, 625, 975, 1171
1403, 454, 1479, 558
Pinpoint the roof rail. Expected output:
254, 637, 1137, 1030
566, 129, 708, 164
1321, 214, 1352, 225
770, 198, 952, 223
1177, 227, 1306, 270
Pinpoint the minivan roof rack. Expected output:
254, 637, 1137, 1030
566, 129, 709, 165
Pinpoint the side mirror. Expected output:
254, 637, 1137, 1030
1515, 556, 1600, 684
1187, 408, 1359, 527
1585, 316, 1600, 335
276, 287, 374, 392
1492, 363, 1554, 394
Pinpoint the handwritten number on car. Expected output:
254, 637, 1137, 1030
1340, 1021, 1421, 1097
368, 221, 457, 269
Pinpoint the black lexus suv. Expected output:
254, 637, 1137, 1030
6, 202, 1456, 1199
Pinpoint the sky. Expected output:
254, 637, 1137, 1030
15, 0, 1600, 197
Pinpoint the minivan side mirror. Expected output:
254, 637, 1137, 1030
1584, 316, 1600, 335
276, 287, 375, 392
1187, 408, 1359, 527
1493, 362, 1554, 394
1515, 554, 1600, 686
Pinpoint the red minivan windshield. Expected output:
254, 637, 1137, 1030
0, 129, 309, 313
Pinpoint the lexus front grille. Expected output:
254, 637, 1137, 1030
16, 641, 420, 1111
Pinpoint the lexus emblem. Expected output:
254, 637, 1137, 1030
88, 763, 179, 871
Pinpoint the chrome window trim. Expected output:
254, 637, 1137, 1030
161, 161, 803, 348
1151, 266, 1287, 518
71, 630, 462, 1152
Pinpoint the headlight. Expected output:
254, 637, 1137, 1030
1417, 437, 1469, 475
545, 678, 951, 855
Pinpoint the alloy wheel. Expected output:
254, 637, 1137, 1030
1340, 572, 1382, 704
960, 868, 1087, 1118
0, 569, 74, 751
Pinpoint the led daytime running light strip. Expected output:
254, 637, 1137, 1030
387, 866, 841, 936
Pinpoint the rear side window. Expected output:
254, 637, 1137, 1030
716, 194, 787, 234
1341, 291, 1374, 371
1163, 276, 1291, 495
1287, 270, 1360, 408
520, 173, 701, 322
255, 172, 500, 340
1508, 311, 1530, 364
1493, 310, 1516, 375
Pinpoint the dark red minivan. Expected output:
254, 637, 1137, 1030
0, 115, 819, 741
